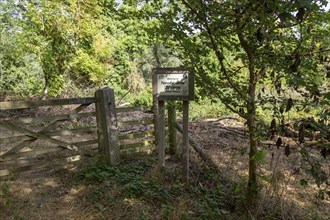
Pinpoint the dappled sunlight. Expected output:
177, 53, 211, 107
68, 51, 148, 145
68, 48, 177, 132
189, 118, 250, 179
43, 178, 59, 188
259, 146, 330, 215
0, 165, 93, 219
123, 197, 145, 207
189, 118, 330, 219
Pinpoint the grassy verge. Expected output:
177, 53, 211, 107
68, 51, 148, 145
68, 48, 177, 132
76, 156, 245, 219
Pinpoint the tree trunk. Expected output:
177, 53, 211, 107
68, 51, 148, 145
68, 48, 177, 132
246, 69, 258, 206
246, 110, 258, 205
236, 19, 258, 205
153, 44, 161, 67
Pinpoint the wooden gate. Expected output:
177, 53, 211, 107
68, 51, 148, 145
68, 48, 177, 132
0, 88, 155, 177
0, 97, 98, 176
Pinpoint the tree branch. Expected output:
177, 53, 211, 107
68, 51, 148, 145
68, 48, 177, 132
180, 0, 246, 100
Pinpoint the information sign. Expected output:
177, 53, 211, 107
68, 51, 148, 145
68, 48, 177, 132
152, 68, 194, 101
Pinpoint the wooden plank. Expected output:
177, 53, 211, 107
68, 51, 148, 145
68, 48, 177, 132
71, 103, 92, 114
2, 139, 36, 157
106, 88, 120, 164
0, 115, 70, 156
121, 145, 155, 155
117, 119, 153, 127
0, 136, 32, 145
35, 118, 67, 134
1, 102, 95, 156
0, 97, 96, 110
0, 127, 97, 145
0, 125, 94, 157
120, 136, 155, 146
0, 155, 84, 177
120, 140, 155, 150
1, 147, 64, 162
116, 107, 141, 113
74, 139, 98, 147
182, 101, 189, 185
95, 90, 105, 160
1, 141, 98, 163
0, 112, 96, 124
95, 88, 120, 165
157, 100, 165, 169
1, 118, 65, 155
45, 127, 97, 136
153, 94, 158, 147
119, 131, 154, 141
0, 121, 78, 152
42, 103, 93, 132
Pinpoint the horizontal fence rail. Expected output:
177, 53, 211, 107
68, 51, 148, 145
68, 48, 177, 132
116, 106, 141, 113
0, 88, 156, 177
0, 127, 97, 145
0, 97, 98, 177
119, 131, 154, 140
0, 112, 96, 124
0, 97, 96, 110
0, 155, 83, 177
115, 105, 155, 155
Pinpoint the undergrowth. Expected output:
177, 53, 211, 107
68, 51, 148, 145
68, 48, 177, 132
78, 157, 244, 219
76, 154, 329, 220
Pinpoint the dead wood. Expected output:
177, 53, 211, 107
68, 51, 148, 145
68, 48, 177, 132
175, 122, 220, 170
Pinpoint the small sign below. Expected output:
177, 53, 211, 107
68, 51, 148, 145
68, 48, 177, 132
152, 67, 194, 101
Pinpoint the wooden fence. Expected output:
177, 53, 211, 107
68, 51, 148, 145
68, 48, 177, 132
0, 88, 155, 177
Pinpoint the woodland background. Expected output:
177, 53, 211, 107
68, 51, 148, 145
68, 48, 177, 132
1, 0, 330, 219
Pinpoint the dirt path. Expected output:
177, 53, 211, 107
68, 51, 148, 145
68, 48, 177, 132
1, 165, 85, 219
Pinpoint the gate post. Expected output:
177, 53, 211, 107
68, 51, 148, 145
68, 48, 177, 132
95, 88, 120, 165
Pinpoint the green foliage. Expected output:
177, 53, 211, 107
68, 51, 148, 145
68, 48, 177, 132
131, 85, 153, 108
190, 98, 232, 121
80, 158, 173, 203
103, 1, 182, 94
0, 0, 183, 98
0, 0, 114, 97
153, 0, 330, 203
0, 1, 44, 97
0, 54, 44, 97
78, 158, 246, 219
70, 49, 108, 85
252, 150, 268, 164
79, 161, 119, 182
309, 163, 327, 187
0, 184, 10, 206
160, 204, 175, 220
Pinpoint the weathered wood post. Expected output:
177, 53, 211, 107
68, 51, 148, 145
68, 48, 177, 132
182, 101, 189, 184
158, 100, 166, 169
168, 101, 177, 155
153, 94, 158, 146
153, 67, 194, 184
95, 88, 120, 165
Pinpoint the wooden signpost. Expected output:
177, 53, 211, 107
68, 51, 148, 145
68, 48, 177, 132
152, 67, 194, 184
